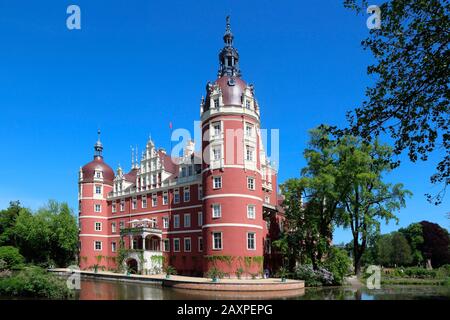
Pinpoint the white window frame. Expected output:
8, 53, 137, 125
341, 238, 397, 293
94, 241, 102, 251
246, 145, 254, 161
213, 176, 222, 189
94, 204, 101, 213
112, 202, 117, 213
111, 222, 116, 233
198, 236, 203, 252
152, 193, 157, 207
131, 197, 137, 210
173, 214, 180, 228
247, 205, 256, 219
95, 222, 102, 231
119, 220, 125, 230
212, 232, 222, 250
162, 216, 169, 229
212, 204, 221, 218
120, 199, 125, 212
183, 186, 190, 202
111, 241, 117, 252
142, 195, 147, 208
95, 185, 102, 195
184, 213, 191, 228
174, 188, 180, 204
163, 239, 170, 252
247, 232, 256, 250
245, 123, 254, 137
198, 185, 203, 200
163, 191, 168, 205
184, 237, 191, 252
197, 212, 203, 226
247, 177, 255, 190
173, 238, 180, 252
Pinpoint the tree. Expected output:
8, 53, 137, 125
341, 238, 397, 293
336, 136, 412, 275
391, 232, 413, 266
376, 234, 394, 266
0, 201, 22, 246
0, 246, 24, 270
13, 200, 78, 267
419, 221, 450, 267
399, 223, 424, 265
342, 0, 450, 204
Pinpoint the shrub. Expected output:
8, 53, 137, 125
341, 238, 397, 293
324, 247, 352, 285
235, 267, 244, 279
164, 265, 177, 276
206, 266, 224, 280
294, 265, 334, 287
0, 266, 73, 299
0, 246, 24, 270
403, 267, 437, 279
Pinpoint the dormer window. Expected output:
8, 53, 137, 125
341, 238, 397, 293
245, 99, 251, 109
95, 171, 102, 179
214, 98, 219, 108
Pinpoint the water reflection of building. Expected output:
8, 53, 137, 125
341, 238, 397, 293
78, 17, 284, 277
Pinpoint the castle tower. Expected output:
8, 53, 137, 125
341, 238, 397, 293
78, 130, 115, 270
201, 17, 265, 276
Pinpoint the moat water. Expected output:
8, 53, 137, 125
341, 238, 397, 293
71, 278, 450, 300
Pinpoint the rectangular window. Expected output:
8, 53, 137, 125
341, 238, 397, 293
120, 199, 125, 212
111, 242, 116, 252
119, 221, 124, 230
152, 193, 157, 207
212, 232, 222, 250
173, 238, 180, 252
212, 204, 221, 218
184, 237, 191, 252
163, 239, 170, 252
95, 222, 102, 231
198, 236, 203, 252
95, 185, 102, 194
247, 177, 255, 190
213, 176, 222, 189
245, 99, 251, 109
184, 214, 191, 228
111, 222, 116, 233
94, 204, 101, 212
173, 215, 180, 228
142, 196, 147, 208
188, 165, 193, 176
246, 145, 254, 161
132, 197, 137, 210
181, 167, 187, 177
163, 217, 169, 229
213, 147, 221, 161
265, 195, 270, 203
245, 124, 253, 137
112, 202, 117, 213
183, 187, 190, 202
163, 192, 168, 205
174, 189, 180, 204
247, 232, 256, 250
94, 241, 102, 251
198, 185, 203, 200
213, 99, 219, 109
96, 172, 101, 178
247, 205, 256, 219
197, 212, 203, 226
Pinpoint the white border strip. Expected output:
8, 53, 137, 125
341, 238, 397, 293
79, 234, 121, 238
202, 223, 263, 229
202, 194, 262, 201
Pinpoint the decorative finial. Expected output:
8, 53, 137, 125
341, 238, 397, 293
94, 129, 103, 159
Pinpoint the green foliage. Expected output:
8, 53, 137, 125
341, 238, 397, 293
342, 0, 450, 204
0, 201, 22, 246
0, 246, 24, 270
12, 200, 78, 267
323, 247, 352, 285
419, 221, 450, 267
375, 232, 413, 267
164, 265, 177, 276
235, 267, 244, 279
0, 266, 73, 299
293, 265, 334, 287
206, 266, 224, 280
399, 223, 424, 265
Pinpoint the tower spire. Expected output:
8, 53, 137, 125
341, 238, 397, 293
218, 16, 241, 78
94, 129, 103, 159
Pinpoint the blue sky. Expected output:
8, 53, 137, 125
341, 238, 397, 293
0, 0, 448, 243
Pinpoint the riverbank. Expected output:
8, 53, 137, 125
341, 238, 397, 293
49, 268, 305, 292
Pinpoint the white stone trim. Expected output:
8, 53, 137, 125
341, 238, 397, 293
202, 223, 263, 229
79, 234, 121, 238
108, 204, 202, 219
79, 216, 108, 219
202, 194, 262, 201
162, 229, 202, 235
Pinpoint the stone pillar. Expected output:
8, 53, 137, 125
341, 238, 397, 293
142, 237, 146, 251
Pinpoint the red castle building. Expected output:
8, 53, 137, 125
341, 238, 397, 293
78, 17, 284, 277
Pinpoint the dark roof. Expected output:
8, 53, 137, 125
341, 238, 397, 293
81, 156, 114, 185
205, 76, 248, 110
